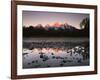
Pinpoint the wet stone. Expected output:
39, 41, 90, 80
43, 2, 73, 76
51, 53, 54, 55
32, 61, 35, 63
28, 63, 31, 65
47, 65, 51, 67
62, 60, 66, 63
77, 59, 82, 63
23, 53, 28, 56
40, 54, 43, 58
60, 64, 64, 66
52, 56, 55, 59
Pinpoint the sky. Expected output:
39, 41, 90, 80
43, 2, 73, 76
22, 11, 89, 29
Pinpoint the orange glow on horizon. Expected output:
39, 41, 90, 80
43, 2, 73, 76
52, 22, 61, 27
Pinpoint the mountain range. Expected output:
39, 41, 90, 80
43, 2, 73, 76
33, 22, 79, 31
23, 22, 89, 37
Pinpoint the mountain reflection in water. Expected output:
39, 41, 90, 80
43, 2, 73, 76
23, 45, 89, 69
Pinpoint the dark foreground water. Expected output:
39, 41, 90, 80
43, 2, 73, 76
23, 37, 89, 69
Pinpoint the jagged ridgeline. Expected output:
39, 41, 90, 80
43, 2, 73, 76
23, 17, 89, 37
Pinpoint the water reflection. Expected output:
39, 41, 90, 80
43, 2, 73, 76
23, 45, 89, 69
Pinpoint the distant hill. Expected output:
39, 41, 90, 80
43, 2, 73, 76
23, 23, 89, 37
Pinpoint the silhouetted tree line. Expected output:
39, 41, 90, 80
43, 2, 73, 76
23, 18, 89, 37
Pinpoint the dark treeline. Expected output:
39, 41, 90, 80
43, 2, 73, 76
23, 26, 89, 37
23, 18, 89, 37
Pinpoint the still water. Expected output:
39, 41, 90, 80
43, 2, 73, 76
23, 37, 89, 69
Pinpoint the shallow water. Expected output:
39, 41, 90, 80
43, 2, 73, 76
22, 37, 89, 69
